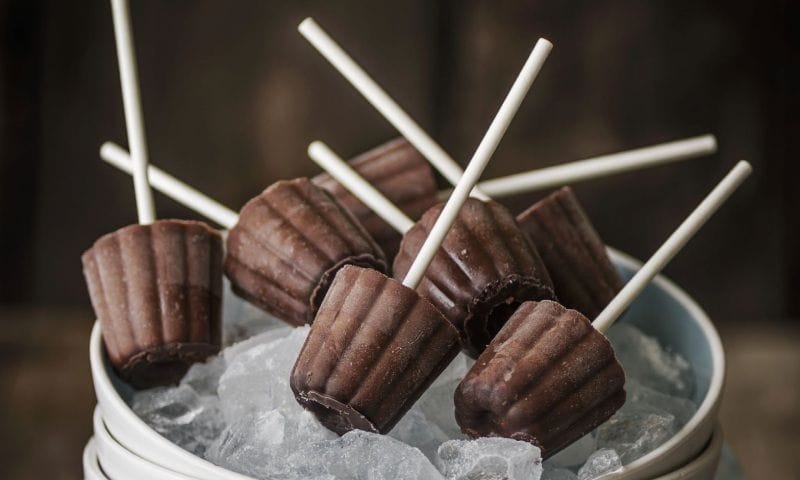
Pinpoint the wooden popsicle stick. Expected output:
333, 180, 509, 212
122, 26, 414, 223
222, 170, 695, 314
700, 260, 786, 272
402, 41, 551, 288
100, 142, 239, 229
299, 17, 496, 200
470, 134, 717, 198
592, 160, 752, 333
308, 141, 414, 234
110, 0, 156, 224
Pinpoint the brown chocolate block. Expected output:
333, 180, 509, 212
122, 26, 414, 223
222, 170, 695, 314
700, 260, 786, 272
454, 300, 626, 458
225, 178, 387, 326
393, 198, 556, 357
82, 219, 223, 389
312, 138, 438, 259
516, 186, 623, 320
291, 265, 461, 435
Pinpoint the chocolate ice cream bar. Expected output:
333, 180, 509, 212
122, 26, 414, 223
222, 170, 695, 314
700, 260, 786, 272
393, 198, 556, 357
516, 186, 623, 319
313, 138, 438, 258
82, 219, 223, 388
291, 264, 461, 435
225, 178, 388, 326
454, 300, 626, 458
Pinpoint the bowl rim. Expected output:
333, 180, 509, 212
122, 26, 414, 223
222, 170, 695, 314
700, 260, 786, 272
92, 406, 197, 480
653, 421, 724, 479
605, 247, 725, 478
90, 322, 253, 479
83, 437, 109, 480
89, 248, 725, 479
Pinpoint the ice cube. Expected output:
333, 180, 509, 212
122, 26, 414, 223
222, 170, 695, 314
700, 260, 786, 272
217, 326, 309, 423
436, 437, 543, 480
624, 380, 697, 426
607, 323, 694, 397
547, 433, 596, 468
131, 384, 223, 456
577, 449, 621, 480
542, 466, 579, 480
390, 408, 450, 461
180, 354, 226, 396
222, 278, 285, 345
596, 409, 676, 464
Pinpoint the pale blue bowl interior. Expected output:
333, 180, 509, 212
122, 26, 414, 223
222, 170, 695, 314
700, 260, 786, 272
613, 259, 713, 405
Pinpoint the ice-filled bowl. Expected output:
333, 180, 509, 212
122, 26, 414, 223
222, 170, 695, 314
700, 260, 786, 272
89, 249, 724, 479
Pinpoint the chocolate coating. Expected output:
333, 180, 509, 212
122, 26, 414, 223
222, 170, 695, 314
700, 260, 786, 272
393, 198, 556, 357
291, 265, 461, 435
82, 219, 223, 389
516, 187, 623, 320
454, 300, 626, 458
313, 138, 438, 259
225, 178, 388, 326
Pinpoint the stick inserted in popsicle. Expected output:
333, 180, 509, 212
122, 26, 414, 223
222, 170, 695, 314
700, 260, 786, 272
592, 160, 752, 332
100, 142, 239, 229
110, 0, 155, 224
455, 161, 752, 458
469, 134, 718, 198
299, 17, 550, 201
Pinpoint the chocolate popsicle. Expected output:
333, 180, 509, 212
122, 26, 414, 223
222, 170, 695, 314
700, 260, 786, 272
313, 138, 438, 258
393, 198, 556, 357
454, 300, 625, 458
290, 265, 461, 434
82, 219, 224, 388
516, 186, 623, 319
225, 177, 388, 326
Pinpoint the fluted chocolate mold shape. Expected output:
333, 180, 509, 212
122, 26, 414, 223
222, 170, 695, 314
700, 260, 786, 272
225, 178, 388, 326
393, 198, 556, 357
454, 300, 626, 458
312, 138, 438, 258
291, 265, 461, 435
516, 186, 623, 320
82, 219, 223, 389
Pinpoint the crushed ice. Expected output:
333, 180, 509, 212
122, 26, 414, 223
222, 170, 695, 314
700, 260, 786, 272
129, 289, 698, 479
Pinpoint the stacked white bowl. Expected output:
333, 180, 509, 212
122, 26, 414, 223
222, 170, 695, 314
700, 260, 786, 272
84, 250, 725, 479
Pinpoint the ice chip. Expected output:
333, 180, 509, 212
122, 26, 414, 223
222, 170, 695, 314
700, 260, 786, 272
218, 326, 309, 423
624, 380, 697, 426
542, 466, 579, 480
596, 409, 677, 464
548, 433, 597, 468
390, 408, 450, 462
131, 384, 223, 456
577, 449, 622, 480
436, 437, 543, 480
180, 354, 226, 396
607, 323, 694, 397
416, 353, 473, 439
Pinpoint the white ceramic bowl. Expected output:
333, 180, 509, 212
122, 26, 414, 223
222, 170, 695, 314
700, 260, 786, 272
83, 438, 109, 480
89, 249, 724, 479
652, 422, 723, 480
92, 406, 199, 480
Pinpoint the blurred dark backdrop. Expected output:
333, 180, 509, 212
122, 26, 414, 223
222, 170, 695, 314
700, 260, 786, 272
0, 0, 796, 478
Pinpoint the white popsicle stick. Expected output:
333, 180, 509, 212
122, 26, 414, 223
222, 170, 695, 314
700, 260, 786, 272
100, 142, 239, 229
308, 141, 415, 234
403, 42, 551, 289
299, 17, 495, 201
473, 134, 718, 198
110, 0, 156, 224
592, 160, 752, 333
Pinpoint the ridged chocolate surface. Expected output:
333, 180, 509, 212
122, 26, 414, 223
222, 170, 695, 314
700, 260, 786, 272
516, 186, 623, 320
291, 265, 461, 435
393, 198, 556, 357
225, 178, 388, 326
81, 219, 223, 388
312, 138, 438, 259
454, 300, 626, 458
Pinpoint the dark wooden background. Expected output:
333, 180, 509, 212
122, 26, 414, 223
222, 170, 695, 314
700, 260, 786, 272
0, 0, 796, 478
